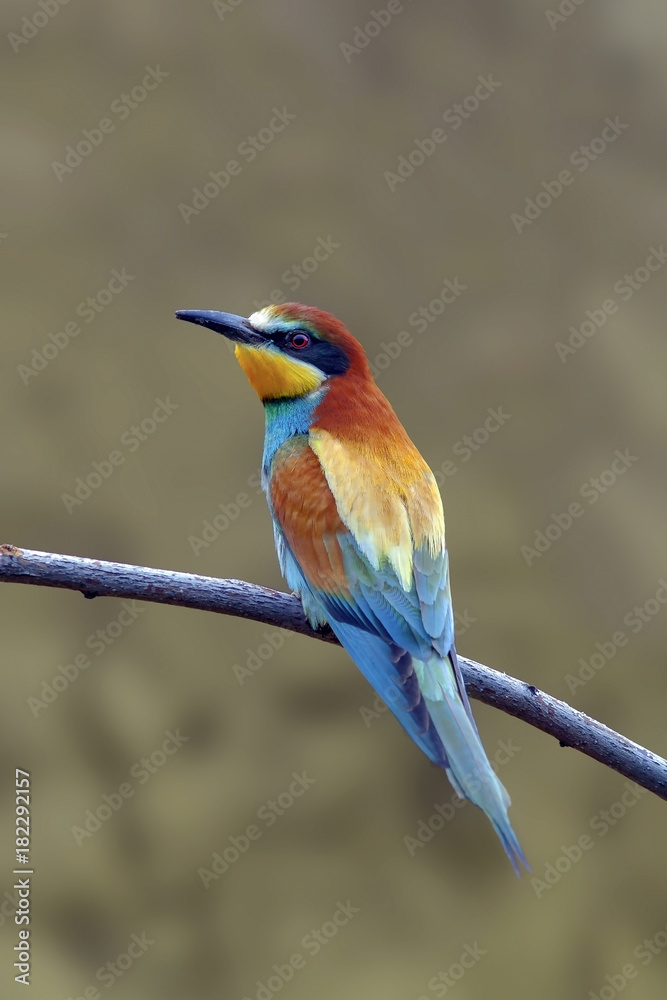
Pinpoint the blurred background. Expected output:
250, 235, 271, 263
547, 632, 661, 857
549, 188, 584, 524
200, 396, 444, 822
1, 1, 667, 998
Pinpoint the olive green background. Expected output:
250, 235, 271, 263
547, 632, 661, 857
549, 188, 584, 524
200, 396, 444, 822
2, 2, 667, 998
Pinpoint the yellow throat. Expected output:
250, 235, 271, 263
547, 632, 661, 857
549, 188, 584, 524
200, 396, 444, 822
234, 344, 324, 400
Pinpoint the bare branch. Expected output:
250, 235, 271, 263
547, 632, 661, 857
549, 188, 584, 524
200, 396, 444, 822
2, 544, 666, 800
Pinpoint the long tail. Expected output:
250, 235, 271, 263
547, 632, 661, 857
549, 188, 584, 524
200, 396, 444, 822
415, 650, 529, 875
327, 618, 528, 874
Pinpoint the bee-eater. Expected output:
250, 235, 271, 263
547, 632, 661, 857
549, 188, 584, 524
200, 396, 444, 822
176, 302, 527, 874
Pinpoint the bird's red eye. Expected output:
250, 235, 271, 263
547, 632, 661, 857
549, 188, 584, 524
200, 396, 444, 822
289, 332, 310, 349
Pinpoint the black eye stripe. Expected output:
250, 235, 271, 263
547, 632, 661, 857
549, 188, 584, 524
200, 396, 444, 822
265, 327, 350, 376
265, 327, 314, 343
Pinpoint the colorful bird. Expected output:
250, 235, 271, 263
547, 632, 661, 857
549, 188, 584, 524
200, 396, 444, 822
176, 302, 527, 874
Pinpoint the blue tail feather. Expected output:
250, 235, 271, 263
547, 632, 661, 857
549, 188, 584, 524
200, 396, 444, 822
330, 619, 449, 769
331, 619, 528, 874
416, 650, 529, 875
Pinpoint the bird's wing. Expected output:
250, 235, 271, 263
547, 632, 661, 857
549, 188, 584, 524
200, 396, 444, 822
307, 427, 477, 706
268, 430, 462, 764
270, 428, 451, 651
269, 430, 528, 874
267, 433, 442, 759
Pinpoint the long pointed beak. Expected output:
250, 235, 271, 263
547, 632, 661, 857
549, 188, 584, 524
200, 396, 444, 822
175, 309, 264, 344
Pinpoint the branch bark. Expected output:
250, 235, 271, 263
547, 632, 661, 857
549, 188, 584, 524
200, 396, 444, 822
2, 544, 666, 800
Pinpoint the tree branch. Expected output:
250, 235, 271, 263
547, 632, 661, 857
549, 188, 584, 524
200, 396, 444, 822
2, 544, 666, 800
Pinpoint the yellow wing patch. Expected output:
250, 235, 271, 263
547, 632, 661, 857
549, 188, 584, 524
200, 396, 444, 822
235, 344, 324, 400
309, 427, 445, 591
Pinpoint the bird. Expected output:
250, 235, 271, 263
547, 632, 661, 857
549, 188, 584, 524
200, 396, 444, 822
176, 302, 527, 874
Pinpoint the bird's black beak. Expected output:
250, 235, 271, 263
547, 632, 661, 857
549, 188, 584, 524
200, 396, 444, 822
175, 309, 265, 345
